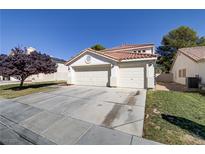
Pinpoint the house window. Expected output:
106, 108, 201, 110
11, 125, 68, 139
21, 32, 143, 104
138, 50, 141, 53
178, 70, 182, 78
178, 69, 186, 78
182, 69, 186, 78
142, 50, 146, 53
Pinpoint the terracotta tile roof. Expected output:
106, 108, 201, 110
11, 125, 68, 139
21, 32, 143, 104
101, 44, 154, 52
179, 46, 205, 62
99, 51, 157, 61
65, 44, 157, 65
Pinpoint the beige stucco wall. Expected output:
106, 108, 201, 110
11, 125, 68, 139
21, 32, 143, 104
28, 63, 68, 82
171, 52, 200, 85
198, 62, 205, 84
70, 53, 112, 67
10, 77, 19, 81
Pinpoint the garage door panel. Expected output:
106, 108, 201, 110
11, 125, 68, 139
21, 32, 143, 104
119, 67, 144, 88
120, 74, 143, 78
74, 66, 109, 87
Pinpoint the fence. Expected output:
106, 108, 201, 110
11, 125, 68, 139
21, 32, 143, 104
156, 73, 173, 82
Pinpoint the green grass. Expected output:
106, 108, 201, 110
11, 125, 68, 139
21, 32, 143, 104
0, 81, 66, 99
144, 90, 205, 144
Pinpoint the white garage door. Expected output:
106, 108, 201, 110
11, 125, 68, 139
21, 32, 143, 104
74, 66, 110, 87
119, 67, 144, 88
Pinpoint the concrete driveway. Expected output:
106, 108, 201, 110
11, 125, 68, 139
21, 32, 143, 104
0, 85, 159, 145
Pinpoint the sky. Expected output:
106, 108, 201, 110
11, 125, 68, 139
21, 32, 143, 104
0, 9, 205, 60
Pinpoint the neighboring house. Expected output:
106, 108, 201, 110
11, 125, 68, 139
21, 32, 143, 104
0, 76, 18, 81
27, 57, 68, 82
171, 46, 205, 85
65, 44, 157, 89
27, 47, 68, 82
0, 76, 10, 81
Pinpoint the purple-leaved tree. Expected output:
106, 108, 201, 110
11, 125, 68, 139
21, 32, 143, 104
0, 47, 57, 87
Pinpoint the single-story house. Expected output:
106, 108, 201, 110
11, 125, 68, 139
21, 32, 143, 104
171, 46, 205, 85
65, 44, 157, 89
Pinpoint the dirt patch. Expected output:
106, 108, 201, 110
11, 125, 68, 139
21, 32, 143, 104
155, 84, 170, 91
183, 134, 205, 144
102, 104, 121, 127
156, 82, 187, 92
153, 108, 160, 114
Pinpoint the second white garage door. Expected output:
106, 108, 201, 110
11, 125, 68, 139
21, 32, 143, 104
119, 67, 145, 88
74, 66, 110, 87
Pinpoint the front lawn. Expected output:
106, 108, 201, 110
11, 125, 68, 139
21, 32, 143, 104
0, 81, 66, 99
144, 90, 205, 144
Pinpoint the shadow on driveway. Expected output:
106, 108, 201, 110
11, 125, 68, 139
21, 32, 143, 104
3, 82, 61, 91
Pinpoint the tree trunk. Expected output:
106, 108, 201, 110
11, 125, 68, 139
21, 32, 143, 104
20, 79, 24, 87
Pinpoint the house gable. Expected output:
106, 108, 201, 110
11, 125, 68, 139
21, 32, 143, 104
171, 51, 199, 85
70, 52, 116, 67
65, 49, 118, 66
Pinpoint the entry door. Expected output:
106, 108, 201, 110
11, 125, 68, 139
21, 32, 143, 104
119, 67, 144, 88
74, 66, 110, 87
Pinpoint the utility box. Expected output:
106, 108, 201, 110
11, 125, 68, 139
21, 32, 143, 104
187, 77, 200, 89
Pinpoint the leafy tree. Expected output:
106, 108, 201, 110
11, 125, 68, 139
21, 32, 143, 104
91, 44, 106, 51
157, 26, 205, 72
196, 37, 205, 46
0, 54, 7, 60
0, 47, 57, 87
156, 46, 176, 72
0, 54, 7, 78
162, 26, 199, 49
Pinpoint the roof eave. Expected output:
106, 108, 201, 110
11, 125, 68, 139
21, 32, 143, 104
65, 49, 89, 66
179, 50, 198, 62
101, 45, 155, 52
121, 57, 157, 62
197, 58, 205, 63
65, 48, 119, 66
170, 50, 198, 72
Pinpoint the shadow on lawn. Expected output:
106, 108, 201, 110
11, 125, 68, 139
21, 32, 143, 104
161, 114, 205, 140
3, 82, 60, 91
185, 90, 205, 97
